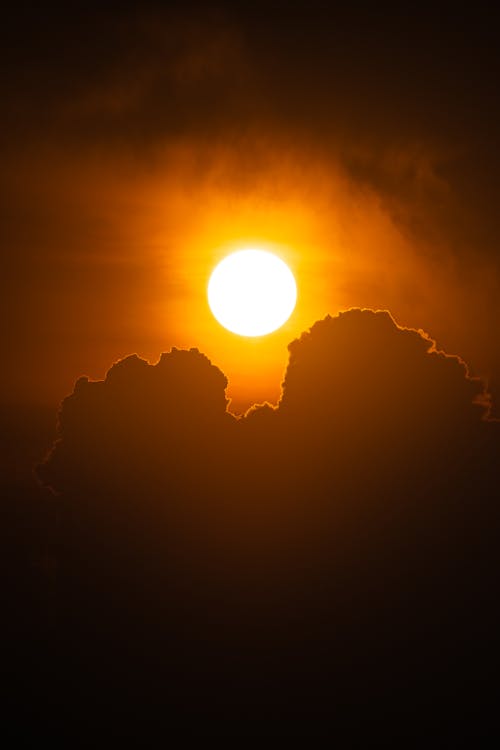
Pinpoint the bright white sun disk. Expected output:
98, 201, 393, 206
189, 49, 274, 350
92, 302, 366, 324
208, 249, 297, 336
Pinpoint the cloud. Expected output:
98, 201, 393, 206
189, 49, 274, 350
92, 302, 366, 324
38, 348, 231, 506
35, 310, 499, 722
279, 309, 488, 455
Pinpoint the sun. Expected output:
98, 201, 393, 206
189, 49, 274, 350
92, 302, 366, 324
208, 249, 297, 337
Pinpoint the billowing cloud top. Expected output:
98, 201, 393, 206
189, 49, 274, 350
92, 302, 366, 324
31, 309, 500, 724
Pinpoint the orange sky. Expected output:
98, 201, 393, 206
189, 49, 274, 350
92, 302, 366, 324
3, 136, 500, 414
2, 7, 500, 415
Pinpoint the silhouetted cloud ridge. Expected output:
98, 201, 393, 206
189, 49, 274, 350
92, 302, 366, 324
35, 309, 499, 724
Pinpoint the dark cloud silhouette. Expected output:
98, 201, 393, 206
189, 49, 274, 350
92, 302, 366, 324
39, 347, 232, 495
31, 309, 499, 729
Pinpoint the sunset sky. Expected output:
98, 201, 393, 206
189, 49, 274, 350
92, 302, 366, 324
4, 4, 500, 733
2, 5, 500, 414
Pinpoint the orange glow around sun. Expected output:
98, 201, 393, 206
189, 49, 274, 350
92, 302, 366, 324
135, 143, 431, 414
142, 149, 342, 413
25, 141, 449, 415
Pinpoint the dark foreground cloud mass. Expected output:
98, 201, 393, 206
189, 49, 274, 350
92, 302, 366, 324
14, 309, 497, 732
